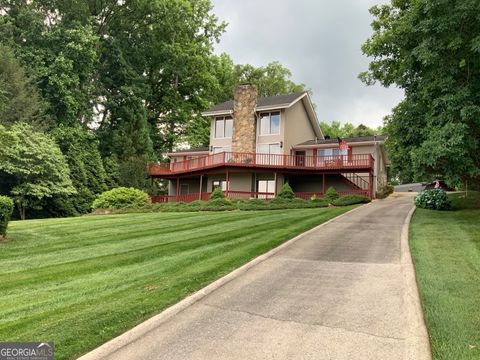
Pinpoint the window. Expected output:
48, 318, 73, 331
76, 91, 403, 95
257, 180, 276, 199
259, 112, 280, 135
214, 116, 233, 138
257, 143, 281, 154
257, 143, 281, 165
212, 146, 231, 154
212, 180, 229, 192
317, 148, 347, 157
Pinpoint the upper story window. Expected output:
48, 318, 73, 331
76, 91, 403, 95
259, 112, 280, 136
214, 116, 233, 138
318, 148, 348, 157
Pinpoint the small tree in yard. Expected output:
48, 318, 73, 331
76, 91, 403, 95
209, 187, 225, 201
325, 187, 339, 203
277, 183, 295, 200
0, 196, 14, 239
0, 124, 75, 219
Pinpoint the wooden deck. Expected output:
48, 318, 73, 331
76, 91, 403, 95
148, 152, 374, 176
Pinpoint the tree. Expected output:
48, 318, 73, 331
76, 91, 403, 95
360, 0, 480, 188
0, 44, 46, 128
319, 121, 381, 138
0, 123, 75, 219
234, 61, 309, 98
52, 125, 108, 215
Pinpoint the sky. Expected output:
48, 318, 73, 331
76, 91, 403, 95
211, 0, 404, 128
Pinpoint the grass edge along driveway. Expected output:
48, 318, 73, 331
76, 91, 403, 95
0, 206, 356, 360
409, 191, 480, 360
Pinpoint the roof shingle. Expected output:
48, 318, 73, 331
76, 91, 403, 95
205, 92, 306, 114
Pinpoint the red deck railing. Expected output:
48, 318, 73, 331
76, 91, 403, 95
148, 152, 374, 176
151, 189, 369, 203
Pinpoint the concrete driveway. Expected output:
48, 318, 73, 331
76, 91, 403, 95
82, 194, 431, 360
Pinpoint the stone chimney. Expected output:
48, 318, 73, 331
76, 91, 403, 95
232, 84, 258, 153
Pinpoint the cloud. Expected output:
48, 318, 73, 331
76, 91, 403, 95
212, 0, 404, 127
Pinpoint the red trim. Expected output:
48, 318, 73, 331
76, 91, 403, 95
148, 152, 374, 176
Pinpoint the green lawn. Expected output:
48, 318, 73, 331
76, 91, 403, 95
410, 191, 480, 360
0, 207, 354, 359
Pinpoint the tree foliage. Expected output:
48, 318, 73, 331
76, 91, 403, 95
0, 44, 45, 128
320, 121, 382, 139
0, 124, 75, 219
361, 0, 480, 188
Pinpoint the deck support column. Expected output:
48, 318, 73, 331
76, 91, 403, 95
176, 177, 180, 202
322, 173, 325, 195
369, 171, 374, 199
199, 175, 203, 200
274, 172, 278, 197
225, 170, 229, 197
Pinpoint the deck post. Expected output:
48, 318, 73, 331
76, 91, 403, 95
322, 173, 325, 195
176, 177, 180, 202
199, 174, 203, 200
369, 171, 374, 199
225, 169, 229, 197
274, 172, 278, 197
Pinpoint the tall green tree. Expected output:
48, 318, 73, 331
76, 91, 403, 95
361, 0, 480, 188
52, 125, 108, 215
0, 123, 75, 219
235, 61, 309, 97
0, 44, 45, 128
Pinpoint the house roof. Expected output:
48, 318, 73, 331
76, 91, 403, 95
203, 92, 306, 115
294, 135, 387, 147
202, 91, 323, 138
167, 146, 209, 156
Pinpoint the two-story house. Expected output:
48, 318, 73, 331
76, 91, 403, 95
148, 84, 388, 202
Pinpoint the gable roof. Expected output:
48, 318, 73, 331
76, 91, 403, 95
202, 92, 323, 138
294, 135, 387, 147
203, 92, 306, 116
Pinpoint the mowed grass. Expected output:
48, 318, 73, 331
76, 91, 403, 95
0, 207, 354, 359
410, 191, 480, 360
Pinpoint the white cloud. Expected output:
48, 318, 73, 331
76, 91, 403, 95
212, 0, 404, 128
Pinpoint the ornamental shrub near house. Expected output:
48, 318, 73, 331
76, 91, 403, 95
325, 187, 339, 203
276, 183, 295, 199
92, 187, 149, 209
0, 196, 14, 239
209, 187, 225, 200
414, 189, 451, 210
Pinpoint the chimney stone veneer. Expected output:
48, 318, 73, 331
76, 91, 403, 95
232, 84, 258, 153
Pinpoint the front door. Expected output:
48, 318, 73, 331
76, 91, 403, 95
295, 151, 306, 166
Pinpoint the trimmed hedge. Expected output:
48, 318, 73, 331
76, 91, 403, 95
0, 196, 14, 238
332, 194, 370, 206
92, 187, 149, 209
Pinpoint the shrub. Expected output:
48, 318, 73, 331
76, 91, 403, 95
0, 196, 14, 238
325, 187, 339, 202
414, 189, 451, 210
332, 195, 370, 206
276, 183, 295, 199
209, 187, 225, 200
92, 187, 149, 209
376, 184, 394, 199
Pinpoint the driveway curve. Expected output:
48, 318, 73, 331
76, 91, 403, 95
83, 194, 431, 360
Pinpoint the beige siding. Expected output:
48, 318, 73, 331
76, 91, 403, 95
206, 173, 253, 193
283, 101, 317, 154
